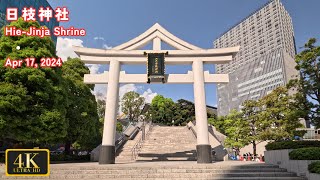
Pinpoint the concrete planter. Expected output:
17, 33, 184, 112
310, 173, 320, 180
265, 149, 292, 168
265, 149, 320, 179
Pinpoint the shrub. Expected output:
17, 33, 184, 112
289, 147, 320, 160
50, 154, 90, 162
265, 141, 320, 151
0, 155, 4, 163
309, 161, 320, 174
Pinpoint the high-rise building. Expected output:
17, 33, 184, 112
214, 0, 299, 116
0, 0, 59, 44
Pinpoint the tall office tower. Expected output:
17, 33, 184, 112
214, 0, 299, 116
0, 0, 59, 44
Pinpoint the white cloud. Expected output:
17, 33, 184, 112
94, 84, 140, 101
93, 84, 107, 100
119, 84, 139, 100
94, 84, 156, 114
94, 37, 105, 41
93, 36, 112, 49
103, 44, 113, 49
141, 88, 157, 103
86, 64, 100, 74
56, 37, 84, 61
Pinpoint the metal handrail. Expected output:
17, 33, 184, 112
131, 122, 153, 160
115, 135, 126, 151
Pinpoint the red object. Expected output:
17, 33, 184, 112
260, 155, 264, 162
240, 156, 243, 161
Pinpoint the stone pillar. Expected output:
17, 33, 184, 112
192, 60, 212, 163
99, 60, 120, 164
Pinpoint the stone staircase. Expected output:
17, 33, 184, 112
0, 126, 306, 179
136, 125, 197, 161
1, 161, 306, 179
115, 130, 141, 163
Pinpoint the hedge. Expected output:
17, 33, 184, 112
265, 141, 320, 151
289, 147, 320, 160
309, 161, 320, 174
50, 154, 90, 162
0, 155, 4, 163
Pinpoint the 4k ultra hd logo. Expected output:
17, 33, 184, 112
5, 149, 50, 176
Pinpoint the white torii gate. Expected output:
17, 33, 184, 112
74, 23, 239, 164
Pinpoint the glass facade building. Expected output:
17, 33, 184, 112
214, 0, 299, 116
0, 0, 59, 43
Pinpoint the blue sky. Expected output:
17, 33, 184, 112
48, 0, 320, 106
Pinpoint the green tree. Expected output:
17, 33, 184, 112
287, 78, 313, 128
121, 91, 145, 122
149, 95, 176, 125
97, 99, 106, 120
173, 99, 195, 126
0, 18, 68, 144
242, 100, 261, 156
257, 86, 303, 141
223, 110, 251, 155
97, 98, 122, 134
121, 91, 145, 121
209, 116, 226, 135
116, 122, 123, 132
61, 58, 100, 153
97, 99, 105, 135
294, 38, 320, 127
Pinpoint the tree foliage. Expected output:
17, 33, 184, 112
147, 96, 217, 126
208, 116, 226, 134
242, 100, 260, 155
173, 99, 195, 126
96, 99, 105, 135
0, 19, 100, 152
219, 86, 304, 154
223, 110, 251, 154
121, 91, 145, 122
257, 86, 304, 141
0, 18, 67, 144
149, 95, 176, 125
97, 99, 106, 120
61, 58, 100, 151
116, 122, 123, 132
294, 38, 320, 127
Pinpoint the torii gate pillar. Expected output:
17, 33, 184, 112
193, 60, 212, 163
99, 60, 120, 164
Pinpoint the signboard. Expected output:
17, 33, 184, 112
146, 53, 167, 83
5, 149, 50, 177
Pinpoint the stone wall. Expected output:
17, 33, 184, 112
265, 149, 320, 179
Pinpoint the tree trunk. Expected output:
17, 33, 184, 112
236, 147, 240, 156
65, 141, 71, 155
252, 140, 257, 156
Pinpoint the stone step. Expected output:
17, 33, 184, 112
136, 125, 197, 163
140, 148, 195, 150
143, 143, 194, 144
136, 158, 196, 161
47, 168, 288, 174
137, 154, 196, 157
49, 165, 284, 170
2, 172, 299, 179
1, 178, 306, 180
1, 161, 304, 180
